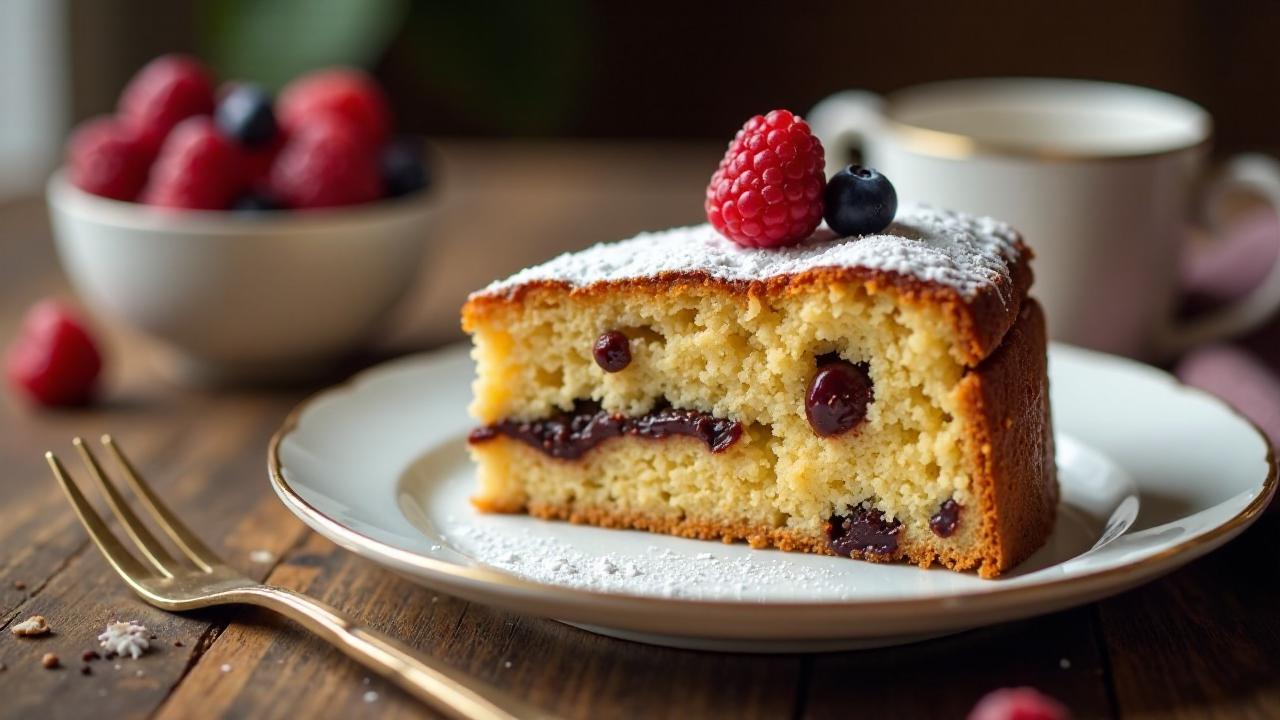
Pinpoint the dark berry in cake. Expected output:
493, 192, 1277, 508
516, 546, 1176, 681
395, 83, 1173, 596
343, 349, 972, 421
593, 330, 632, 372
216, 84, 278, 148
381, 138, 431, 197
231, 192, 283, 212
931, 499, 962, 537
705, 109, 826, 249
823, 165, 897, 237
805, 358, 873, 436
826, 504, 901, 556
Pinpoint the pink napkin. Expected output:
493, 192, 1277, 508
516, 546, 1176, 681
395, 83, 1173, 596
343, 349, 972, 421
1174, 209, 1280, 453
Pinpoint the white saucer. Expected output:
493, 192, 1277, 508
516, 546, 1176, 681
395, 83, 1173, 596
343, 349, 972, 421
269, 344, 1275, 652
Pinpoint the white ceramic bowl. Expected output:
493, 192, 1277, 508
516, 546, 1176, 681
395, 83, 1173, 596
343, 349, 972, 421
47, 171, 431, 382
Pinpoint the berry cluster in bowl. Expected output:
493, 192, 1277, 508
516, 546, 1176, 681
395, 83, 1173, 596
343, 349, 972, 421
66, 54, 430, 211
705, 109, 896, 249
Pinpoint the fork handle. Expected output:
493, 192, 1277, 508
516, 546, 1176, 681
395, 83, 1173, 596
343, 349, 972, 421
238, 586, 556, 720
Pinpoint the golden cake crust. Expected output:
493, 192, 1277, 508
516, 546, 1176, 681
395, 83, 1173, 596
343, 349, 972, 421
464, 247, 1033, 368
955, 298, 1058, 575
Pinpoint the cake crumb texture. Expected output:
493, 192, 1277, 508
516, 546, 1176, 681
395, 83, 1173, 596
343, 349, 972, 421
464, 244, 1056, 576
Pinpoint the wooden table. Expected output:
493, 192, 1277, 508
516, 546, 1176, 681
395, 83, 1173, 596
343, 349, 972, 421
1, 142, 1277, 720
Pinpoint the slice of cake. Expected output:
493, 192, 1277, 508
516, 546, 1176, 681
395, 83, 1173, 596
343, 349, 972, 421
462, 204, 1056, 578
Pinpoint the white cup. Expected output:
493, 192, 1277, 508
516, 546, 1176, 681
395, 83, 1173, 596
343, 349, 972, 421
809, 78, 1280, 359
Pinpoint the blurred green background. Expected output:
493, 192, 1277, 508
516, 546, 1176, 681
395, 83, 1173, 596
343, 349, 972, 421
49, 0, 1280, 150
194, 0, 588, 135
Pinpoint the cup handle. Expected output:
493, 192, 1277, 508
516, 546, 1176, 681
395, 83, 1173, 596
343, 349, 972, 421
807, 90, 888, 178
1158, 154, 1280, 356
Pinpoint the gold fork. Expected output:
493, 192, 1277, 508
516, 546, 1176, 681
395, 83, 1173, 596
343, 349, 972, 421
46, 435, 554, 720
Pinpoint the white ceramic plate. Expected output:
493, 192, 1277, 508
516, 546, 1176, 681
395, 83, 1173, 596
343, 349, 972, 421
269, 344, 1275, 652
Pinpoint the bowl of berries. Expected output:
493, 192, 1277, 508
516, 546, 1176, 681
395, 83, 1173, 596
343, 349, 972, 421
47, 55, 433, 382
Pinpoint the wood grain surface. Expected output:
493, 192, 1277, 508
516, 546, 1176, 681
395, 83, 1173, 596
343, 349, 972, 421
0, 142, 1276, 719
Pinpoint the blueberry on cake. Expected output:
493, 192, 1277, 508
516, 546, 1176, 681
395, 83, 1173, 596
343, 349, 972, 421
462, 110, 1056, 577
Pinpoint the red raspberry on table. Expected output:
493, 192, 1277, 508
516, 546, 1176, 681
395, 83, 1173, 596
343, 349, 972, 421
118, 54, 216, 153
705, 109, 826, 249
141, 117, 245, 210
968, 687, 1070, 720
268, 116, 382, 209
5, 300, 103, 407
65, 117, 152, 201
277, 68, 391, 147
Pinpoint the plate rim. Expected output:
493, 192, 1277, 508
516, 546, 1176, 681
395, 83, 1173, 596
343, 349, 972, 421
267, 343, 1276, 614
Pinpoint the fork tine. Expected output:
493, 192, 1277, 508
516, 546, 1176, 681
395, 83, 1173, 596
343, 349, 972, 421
46, 451, 155, 583
101, 434, 220, 572
73, 437, 178, 578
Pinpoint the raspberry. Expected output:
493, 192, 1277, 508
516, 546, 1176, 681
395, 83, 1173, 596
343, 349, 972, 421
118, 54, 216, 153
268, 116, 382, 209
5, 300, 103, 407
277, 68, 391, 147
141, 117, 245, 210
65, 117, 152, 201
705, 109, 826, 248
968, 687, 1070, 720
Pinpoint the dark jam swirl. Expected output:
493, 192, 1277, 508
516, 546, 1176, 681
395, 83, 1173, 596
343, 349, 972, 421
826, 504, 902, 556
468, 399, 742, 460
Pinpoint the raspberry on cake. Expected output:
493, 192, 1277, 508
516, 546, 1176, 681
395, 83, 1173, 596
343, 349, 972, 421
705, 109, 827, 249
462, 205, 1057, 578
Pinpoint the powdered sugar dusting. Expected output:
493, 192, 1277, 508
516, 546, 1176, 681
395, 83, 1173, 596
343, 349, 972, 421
444, 522, 858, 601
98, 621, 150, 659
476, 204, 1021, 301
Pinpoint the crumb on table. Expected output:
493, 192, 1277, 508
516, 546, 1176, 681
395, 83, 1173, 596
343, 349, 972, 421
11, 615, 51, 637
41, 652, 60, 669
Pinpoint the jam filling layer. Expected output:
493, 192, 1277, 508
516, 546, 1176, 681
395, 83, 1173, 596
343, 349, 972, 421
468, 399, 743, 460
826, 504, 902, 556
